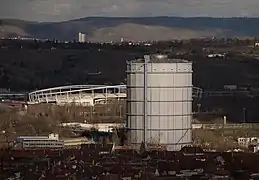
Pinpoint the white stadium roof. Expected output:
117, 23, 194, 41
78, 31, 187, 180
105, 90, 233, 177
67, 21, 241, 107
28, 84, 202, 106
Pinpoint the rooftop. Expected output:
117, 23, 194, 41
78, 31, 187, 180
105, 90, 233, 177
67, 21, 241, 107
130, 54, 189, 63
17, 133, 59, 141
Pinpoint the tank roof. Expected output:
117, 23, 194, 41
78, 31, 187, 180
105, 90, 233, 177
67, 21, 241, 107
130, 54, 189, 63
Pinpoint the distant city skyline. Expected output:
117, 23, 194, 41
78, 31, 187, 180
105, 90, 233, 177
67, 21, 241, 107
1, 0, 259, 22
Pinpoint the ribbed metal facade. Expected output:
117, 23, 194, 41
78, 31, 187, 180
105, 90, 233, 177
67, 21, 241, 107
126, 55, 192, 151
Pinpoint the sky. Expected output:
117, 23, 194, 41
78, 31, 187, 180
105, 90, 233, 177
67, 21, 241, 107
1, 0, 259, 22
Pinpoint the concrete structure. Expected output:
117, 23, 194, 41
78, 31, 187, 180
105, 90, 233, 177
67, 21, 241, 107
78, 32, 86, 43
16, 133, 64, 149
126, 54, 193, 151
28, 85, 126, 106
63, 137, 94, 147
238, 137, 259, 148
61, 123, 124, 132
28, 84, 201, 106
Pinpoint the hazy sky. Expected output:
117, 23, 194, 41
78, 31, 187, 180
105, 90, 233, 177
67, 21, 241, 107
1, 0, 259, 22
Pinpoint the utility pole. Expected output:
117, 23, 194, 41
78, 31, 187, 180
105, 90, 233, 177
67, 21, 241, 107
243, 108, 246, 123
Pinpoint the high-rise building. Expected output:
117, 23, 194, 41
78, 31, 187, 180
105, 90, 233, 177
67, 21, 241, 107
78, 32, 86, 43
78, 32, 82, 42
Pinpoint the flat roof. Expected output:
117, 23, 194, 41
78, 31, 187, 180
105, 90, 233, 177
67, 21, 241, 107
17, 136, 49, 139
130, 54, 189, 63
17, 136, 58, 141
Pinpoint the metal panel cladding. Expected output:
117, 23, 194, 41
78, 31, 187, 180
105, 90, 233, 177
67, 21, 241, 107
126, 56, 192, 151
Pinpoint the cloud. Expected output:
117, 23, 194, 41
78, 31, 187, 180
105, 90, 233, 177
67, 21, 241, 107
0, 0, 259, 22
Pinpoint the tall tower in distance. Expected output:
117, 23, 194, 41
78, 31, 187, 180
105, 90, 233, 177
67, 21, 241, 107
78, 32, 82, 42
78, 32, 86, 43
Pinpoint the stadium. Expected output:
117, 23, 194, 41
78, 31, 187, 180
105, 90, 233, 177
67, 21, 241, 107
28, 84, 202, 106
28, 84, 127, 106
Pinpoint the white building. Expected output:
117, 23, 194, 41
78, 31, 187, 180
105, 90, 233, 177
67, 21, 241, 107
63, 137, 94, 147
238, 137, 259, 148
15, 133, 64, 149
78, 32, 86, 43
207, 53, 225, 58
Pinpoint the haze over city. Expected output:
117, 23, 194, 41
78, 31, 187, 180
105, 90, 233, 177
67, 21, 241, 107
1, 0, 259, 21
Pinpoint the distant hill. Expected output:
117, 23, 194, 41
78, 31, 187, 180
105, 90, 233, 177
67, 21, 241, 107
1, 17, 259, 41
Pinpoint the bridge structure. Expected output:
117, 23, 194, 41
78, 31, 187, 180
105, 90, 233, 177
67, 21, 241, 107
28, 85, 203, 106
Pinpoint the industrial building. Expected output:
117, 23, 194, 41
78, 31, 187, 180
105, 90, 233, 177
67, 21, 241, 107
15, 133, 64, 149
25, 54, 203, 151
63, 137, 94, 147
126, 54, 193, 151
